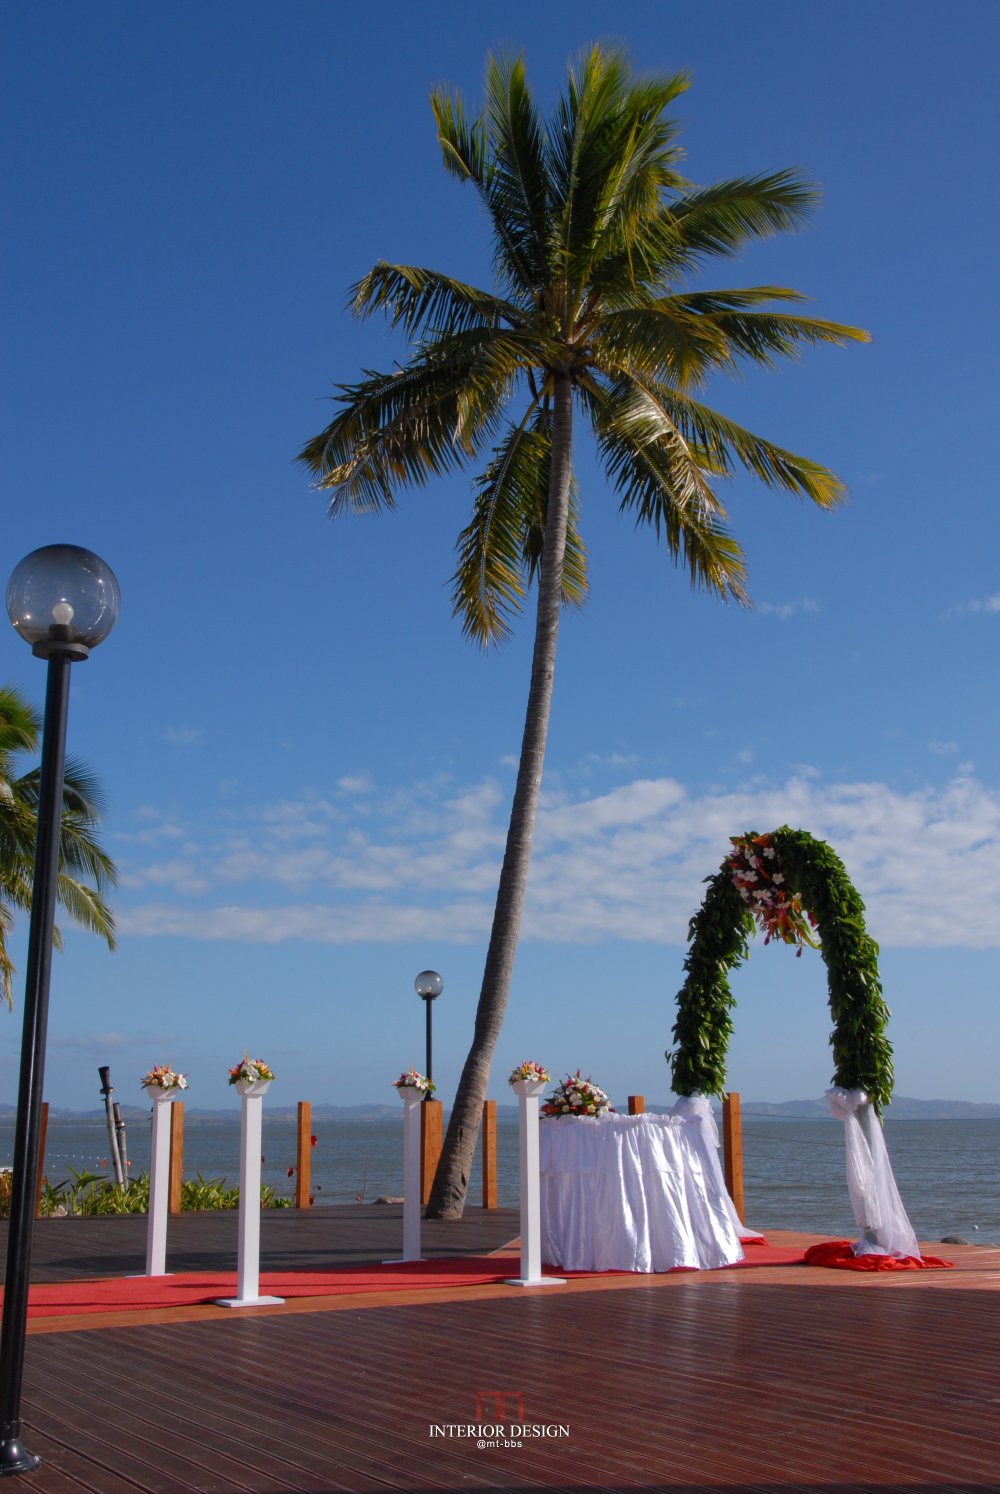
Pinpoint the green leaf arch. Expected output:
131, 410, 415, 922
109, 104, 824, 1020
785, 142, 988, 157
668, 826, 894, 1113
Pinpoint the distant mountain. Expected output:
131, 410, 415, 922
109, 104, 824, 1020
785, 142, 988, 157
2, 1095, 997, 1121
729, 1096, 1000, 1120
0, 1102, 402, 1122
620, 1096, 1000, 1120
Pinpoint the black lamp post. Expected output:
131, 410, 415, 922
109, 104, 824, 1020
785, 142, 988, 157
414, 970, 443, 1098
0, 545, 119, 1477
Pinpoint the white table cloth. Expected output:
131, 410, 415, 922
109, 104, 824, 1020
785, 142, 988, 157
539, 1111, 744, 1273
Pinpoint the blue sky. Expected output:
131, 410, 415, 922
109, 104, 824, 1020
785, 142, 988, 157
2, 0, 999, 1113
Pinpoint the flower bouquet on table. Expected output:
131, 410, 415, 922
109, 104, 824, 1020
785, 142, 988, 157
227, 1054, 274, 1092
541, 1070, 613, 1118
140, 1064, 188, 1093
393, 1066, 435, 1096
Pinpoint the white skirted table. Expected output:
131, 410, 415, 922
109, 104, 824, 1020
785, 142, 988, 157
539, 1111, 746, 1273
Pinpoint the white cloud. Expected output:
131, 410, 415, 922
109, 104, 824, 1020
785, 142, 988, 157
928, 740, 959, 756
119, 899, 490, 944
114, 768, 1000, 951
755, 599, 820, 620
119, 857, 209, 894
952, 593, 1000, 617
336, 772, 374, 794
164, 726, 205, 745
113, 816, 185, 847
48, 1030, 134, 1051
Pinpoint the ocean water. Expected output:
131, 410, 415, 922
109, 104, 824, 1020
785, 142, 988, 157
2, 1113, 997, 1245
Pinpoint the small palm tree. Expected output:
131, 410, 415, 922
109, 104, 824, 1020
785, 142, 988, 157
299, 45, 868, 1217
0, 684, 117, 1009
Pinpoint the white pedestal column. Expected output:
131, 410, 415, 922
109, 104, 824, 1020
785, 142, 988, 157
506, 1079, 564, 1288
215, 1080, 284, 1307
144, 1087, 180, 1276
385, 1086, 425, 1263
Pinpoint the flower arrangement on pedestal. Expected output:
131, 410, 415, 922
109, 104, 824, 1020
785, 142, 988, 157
393, 1066, 435, 1096
542, 1070, 612, 1118
508, 1060, 551, 1086
727, 832, 819, 954
227, 1055, 274, 1087
140, 1064, 188, 1092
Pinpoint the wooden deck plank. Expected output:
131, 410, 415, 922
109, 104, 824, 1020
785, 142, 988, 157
16, 1280, 999, 1492
2, 1209, 998, 1491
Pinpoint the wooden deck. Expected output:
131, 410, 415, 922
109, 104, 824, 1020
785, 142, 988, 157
2, 1208, 999, 1492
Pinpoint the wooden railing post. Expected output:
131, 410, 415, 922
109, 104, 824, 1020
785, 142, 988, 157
34, 1102, 49, 1218
481, 1099, 497, 1209
420, 1098, 442, 1206
295, 1100, 312, 1208
722, 1091, 744, 1221
168, 1101, 184, 1214
627, 1095, 645, 1115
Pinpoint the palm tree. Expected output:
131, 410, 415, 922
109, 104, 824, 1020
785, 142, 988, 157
298, 45, 868, 1217
0, 684, 117, 1009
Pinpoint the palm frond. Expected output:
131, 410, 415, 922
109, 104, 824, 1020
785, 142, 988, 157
13, 766, 116, 888
0, 902, 14, 1009
665, 290, 870, 370
430, 86, 488, 186
14, 757, 110, 822
656, 385, 848, 507
482, 52, 552, 290
432, 77, 536, 297
54, 875, 116, 950
298, 329, 533, 511
450, 410, 588, 646
451, 419, 544, 646
591, 305, 727, 386
0, 687, 39, 758
352, 263, 524, 337
0, 855, 31, 917
553, 48, 690, 284
581, 375, 748, 603
666, 170, 820, 266
0, 683, 117, 1006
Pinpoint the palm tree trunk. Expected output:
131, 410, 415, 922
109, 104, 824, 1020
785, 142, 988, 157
426, 375, 574, 1219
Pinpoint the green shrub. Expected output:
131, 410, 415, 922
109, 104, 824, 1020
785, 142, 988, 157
0, 1167, 293, 1216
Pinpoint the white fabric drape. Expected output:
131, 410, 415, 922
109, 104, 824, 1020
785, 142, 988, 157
826, 1087, 920, 1257
669, 1094, 764, 1243
539, 1111, 744, 1272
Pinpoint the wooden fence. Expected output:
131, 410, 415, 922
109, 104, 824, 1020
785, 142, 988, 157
33, 1090, 745, 1219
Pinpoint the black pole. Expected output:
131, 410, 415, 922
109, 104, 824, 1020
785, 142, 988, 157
0, 650, 77, 1476
424, 997, 433, 1100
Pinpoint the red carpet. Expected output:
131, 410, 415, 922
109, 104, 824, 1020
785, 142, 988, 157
12, 1241, 810, 1318
20, 1257, 522, 1317
730, 1239, 806, 1267
803, 1239, 954, 1271
667, 1239, 806, 1273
